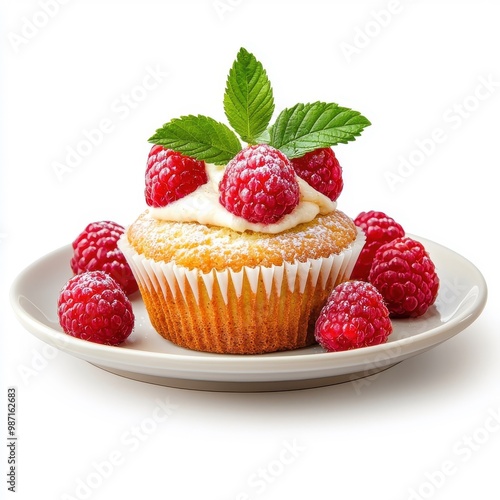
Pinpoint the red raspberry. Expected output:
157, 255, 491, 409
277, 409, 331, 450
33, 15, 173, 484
57, 271, 135, 345
145, 145, 208, 207
70, 221, 138, 296
315, 280, 392, 352
290, 147, 343, 201
369, 236, 439, 318
219, 144, 300, 224
351, 210, 405, 281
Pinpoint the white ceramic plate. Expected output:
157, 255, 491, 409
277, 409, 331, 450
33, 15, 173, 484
10, 236, 487, 392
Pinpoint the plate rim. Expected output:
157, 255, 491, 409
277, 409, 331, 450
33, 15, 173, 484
9, 235, 488, 383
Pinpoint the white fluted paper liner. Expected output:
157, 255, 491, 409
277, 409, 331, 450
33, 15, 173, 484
118, 229, 365, 306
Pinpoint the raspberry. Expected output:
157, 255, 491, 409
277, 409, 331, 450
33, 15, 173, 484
57, 271, 134, 345
351, 210, 405, 281
145, 145, 208, 207
219, 144, 300, 224
70, 221, 138, 295
315, 280, 392, 352
290, 147, 343, 201
369, 236, 439, 318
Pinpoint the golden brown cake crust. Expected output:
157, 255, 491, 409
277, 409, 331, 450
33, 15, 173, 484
126, 209, 357, 273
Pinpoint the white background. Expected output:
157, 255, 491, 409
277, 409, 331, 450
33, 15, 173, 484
1, 0, 499, 499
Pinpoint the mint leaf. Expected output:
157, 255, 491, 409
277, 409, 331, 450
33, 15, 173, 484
223, 47, 275, 144
148, 115, 242, 165
268, 102, 371, 158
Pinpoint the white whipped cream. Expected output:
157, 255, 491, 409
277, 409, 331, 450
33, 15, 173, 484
149, 164, 336, 234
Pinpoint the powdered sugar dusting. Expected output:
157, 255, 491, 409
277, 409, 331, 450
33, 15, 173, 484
125, 209, 360, 278
118, 231, 366, 306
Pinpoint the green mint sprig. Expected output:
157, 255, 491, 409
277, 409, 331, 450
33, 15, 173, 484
148, 47, 370, 163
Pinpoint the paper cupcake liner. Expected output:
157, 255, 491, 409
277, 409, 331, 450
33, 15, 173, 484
120, 230, 364, 305
118, 229, 365, 354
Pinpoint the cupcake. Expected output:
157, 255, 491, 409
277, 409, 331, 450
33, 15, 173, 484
119, 47, 370, 354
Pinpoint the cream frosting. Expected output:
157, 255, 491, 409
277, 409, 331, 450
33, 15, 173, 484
148, 163, 336, 234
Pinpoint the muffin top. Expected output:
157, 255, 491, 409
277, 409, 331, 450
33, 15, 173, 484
126, 209, 358, 272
